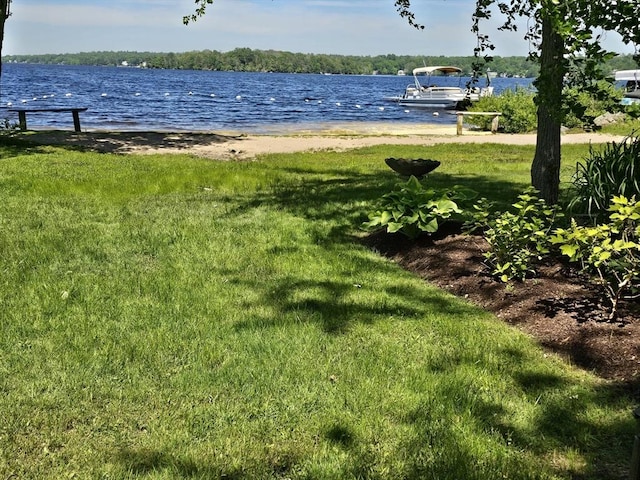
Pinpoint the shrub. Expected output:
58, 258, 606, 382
562, 81, 624, 130
551, 196, 640, 320
467, 188, 563, 282
0, 118, 20, 136
624, 102, 640, 120
467, 88, 537, 133
363, 176, 476, 239
566, 131, 640, 223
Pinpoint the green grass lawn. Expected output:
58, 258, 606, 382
0, 139, 635, 479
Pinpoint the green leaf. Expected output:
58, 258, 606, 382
386, 222, 404, 233
420, 218, 439, 233
560, 244, 579, 259
380, 210, 393, 224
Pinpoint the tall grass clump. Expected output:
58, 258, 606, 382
567, 131, 640, 222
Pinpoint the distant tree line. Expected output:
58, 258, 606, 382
2, 49, 638, 78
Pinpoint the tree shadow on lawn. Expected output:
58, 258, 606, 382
8, 130, 243, 155
114, 366, 636, 479
327, 342, 635, 479
399, 378, 634, 479
220, 167, 535, 336
0, 134, 54, 158
116, 447, 292, 479
231, 167, 527, 245
223, 168, 638, 477
231, 269, 483, 334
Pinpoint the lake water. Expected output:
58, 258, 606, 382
0, 63, 534, 133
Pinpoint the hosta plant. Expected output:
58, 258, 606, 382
363, 176, 476, 239
551, 195, 640, 321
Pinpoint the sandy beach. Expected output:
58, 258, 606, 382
21, 123, 626, 160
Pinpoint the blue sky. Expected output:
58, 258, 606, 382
4, 0, 635, 57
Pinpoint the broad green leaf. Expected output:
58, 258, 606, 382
420, 218, 439, 233
380, 210, 393, 224
386, 222, 404, 233
560, 244, 579, 259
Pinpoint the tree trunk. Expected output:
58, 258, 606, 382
531, 16, 565, 205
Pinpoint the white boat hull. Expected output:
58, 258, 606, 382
397, 97, 460, 109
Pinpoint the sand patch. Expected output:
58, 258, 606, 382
19, 123, 625, 160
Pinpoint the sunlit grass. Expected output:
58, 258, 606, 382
0, 139, 634, 479
600, 118, 640, 136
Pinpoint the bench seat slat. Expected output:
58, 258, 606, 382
8, 107, 88, 113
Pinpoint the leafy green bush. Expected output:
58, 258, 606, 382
470, 82, 625, 133
624, 102, 640, 119
468, 188, 563, 282
566, 132, 640, 222
0, 118, 19, 136
363, 176, 476, 239
552, 196, 640, 320
562, 81, 624, 129
467, 88, 537, 133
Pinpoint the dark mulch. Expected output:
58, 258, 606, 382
363, 223, 640, 399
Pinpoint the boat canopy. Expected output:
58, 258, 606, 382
614, 70, 640, 81
412, 66, 463, 76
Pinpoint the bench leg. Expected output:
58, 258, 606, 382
72, 111, 82, 132
17, 111, 27, 131
491, 115, 500, 134
456, 114, 463, 136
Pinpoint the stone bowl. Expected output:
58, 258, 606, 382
384, 158, 441, 177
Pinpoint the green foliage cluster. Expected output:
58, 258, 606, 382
468, 88, 538, 133
0, 117, 18, 135
363, 176, 476, 239
366, 134, 640, 319
467, 189, 563, 282
624, 102, 640, 120
467, 83, 632, 133
5, 49, 638, 77
466, 188, 639, 320
0, 49, 572, 76
567, 132, 640, 221
562, 80, 624, 129
552, 196, 640, 320
460, 134, 640, 319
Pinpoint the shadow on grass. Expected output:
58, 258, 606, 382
6, 130, 243, 155
381, 338, 637, 479
229, 167, 528, 246
232, 272, 481, 334
0, 134, 53, 158
314, 350, 635, 479
222, 165, 637, 477
117, 447, 297, 479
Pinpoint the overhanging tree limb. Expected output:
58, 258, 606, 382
184, 0, 426, 30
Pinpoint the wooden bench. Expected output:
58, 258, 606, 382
455, 111, 502, 135
8, 107, 88, 132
